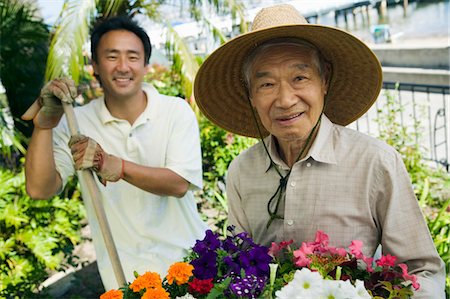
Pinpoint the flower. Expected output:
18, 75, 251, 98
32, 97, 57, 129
166, 262, 194, 285
100, 289, 123, 299
187, 278, 213, 295
129, 271, 162, 292
101, 229, 420, 299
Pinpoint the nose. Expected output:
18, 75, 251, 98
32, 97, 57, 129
116, 56, 130, 72
275, 81, 297, 109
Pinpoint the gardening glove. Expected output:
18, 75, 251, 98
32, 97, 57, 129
69, 134, 124, 186
21, 78, 77, 129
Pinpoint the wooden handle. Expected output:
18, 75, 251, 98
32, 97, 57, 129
62, 102, 126, 287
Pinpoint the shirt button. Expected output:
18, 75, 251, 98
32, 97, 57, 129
129, 133, 133, 137
306, 162, 312, 167
290, 181, 296, 187
287, 220, 294, 226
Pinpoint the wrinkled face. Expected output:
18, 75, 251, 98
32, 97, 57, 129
249, 45, 328, 142
93, 29, 148, 101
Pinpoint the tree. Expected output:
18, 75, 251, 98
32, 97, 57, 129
0, 0, 49, 137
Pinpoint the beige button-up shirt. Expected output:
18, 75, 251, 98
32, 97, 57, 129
226, 115, 445, 298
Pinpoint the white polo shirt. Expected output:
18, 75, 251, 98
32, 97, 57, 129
53, 83, 208, 290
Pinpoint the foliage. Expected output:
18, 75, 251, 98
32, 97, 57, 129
198, 115, 257, 234
0, 105, 26, 170
0, 0, 49, 137
0, 165, 86, 298
375, 88, 450, 295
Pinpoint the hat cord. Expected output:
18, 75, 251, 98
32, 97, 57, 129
246, 97, 323, 229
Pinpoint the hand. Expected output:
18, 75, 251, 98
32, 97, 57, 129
21, 78, 77, 129
69, 134, 124, 186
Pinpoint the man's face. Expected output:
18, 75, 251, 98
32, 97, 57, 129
249, 45, 328, 143
93, 29, 148, 100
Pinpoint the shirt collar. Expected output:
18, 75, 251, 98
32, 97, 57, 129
263, 114, 337, 171
98, 83, 158, 125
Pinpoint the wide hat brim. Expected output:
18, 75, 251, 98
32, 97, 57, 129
194, 23, 382, 138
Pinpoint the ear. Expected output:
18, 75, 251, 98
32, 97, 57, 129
92, 61, 99, 76
322, 62, 332, 94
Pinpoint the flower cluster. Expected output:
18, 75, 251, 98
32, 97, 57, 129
187, 226, 272, 298
100, 226, 272, 299
268, 230, 420, 299
100, 229, 420, 299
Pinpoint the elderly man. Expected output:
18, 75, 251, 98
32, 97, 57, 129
193, 4, 445, 298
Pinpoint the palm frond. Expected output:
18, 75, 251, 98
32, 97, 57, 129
45, 0, 96, 83
165, 23, 199, 99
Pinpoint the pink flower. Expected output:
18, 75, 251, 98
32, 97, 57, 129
314, 230, 329, 247
376, 254, 397, 267
269, 240, 293, 257
328, 246, 347, 257
348, 240, 364, 258
399, 263, 420, 290
293, 243, 314, 267
362, 256, 375, 272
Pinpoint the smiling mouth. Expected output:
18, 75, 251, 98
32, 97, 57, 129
114, 77, 133, 82
277, 112, 303, 121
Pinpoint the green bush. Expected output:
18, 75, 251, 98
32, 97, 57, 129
0, 166, 86, 298
197, 115, 257, 234
375, 89, 450, 295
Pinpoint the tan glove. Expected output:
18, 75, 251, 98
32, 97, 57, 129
21, 78, 77, 129
69, 134, 124, 186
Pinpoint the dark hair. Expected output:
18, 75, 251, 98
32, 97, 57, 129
90, 16, 152, 65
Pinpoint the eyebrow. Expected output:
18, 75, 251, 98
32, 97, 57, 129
254, 63, 311, 79
103, 48, 141, 56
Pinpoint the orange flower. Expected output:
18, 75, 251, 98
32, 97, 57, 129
129, 271, 162, 292
141, 286, 170, 299
100, 289, 123, 299
166, 262, 194, 285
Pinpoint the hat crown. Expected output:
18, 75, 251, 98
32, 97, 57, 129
251, 4, 309, 31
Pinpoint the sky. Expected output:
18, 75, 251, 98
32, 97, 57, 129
36, 0, 64, 26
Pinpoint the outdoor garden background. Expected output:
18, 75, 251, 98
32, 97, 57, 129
0, 0, 449, 298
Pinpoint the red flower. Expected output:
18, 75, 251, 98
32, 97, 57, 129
188, 277, 214, 295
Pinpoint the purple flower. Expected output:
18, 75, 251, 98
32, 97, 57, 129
193, 230, 221, 254
239, 246, 272, 277
191, 250, 218, 280
222, 255, 241, 275
228, 275, 267, 298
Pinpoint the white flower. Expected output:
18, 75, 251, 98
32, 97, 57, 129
275, 268, 323, 299
175, 294, 196, 299
275, 268, 371, 299
354, 280, 372, 299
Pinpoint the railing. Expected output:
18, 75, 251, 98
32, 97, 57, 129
349, 82, 449, 171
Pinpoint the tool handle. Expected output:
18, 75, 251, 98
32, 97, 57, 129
62, 102, 126, 287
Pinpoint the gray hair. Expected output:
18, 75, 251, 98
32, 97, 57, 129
242, 38, 329, 96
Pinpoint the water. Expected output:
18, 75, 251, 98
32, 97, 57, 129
310, 0, 450, 44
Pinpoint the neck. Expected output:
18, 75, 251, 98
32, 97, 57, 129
104, 90, 147, 125
277, 128, 319, 168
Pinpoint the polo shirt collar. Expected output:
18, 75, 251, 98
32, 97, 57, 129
263, 114, 337, 172
98, 83, 158, 125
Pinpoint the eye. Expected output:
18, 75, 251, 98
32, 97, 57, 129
129, 56, 139, 61
106, 55, 117, 61
260, 82, 274, 88
294, 76, 306, 82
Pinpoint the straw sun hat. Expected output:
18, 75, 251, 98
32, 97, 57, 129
194, 4, 382, 138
